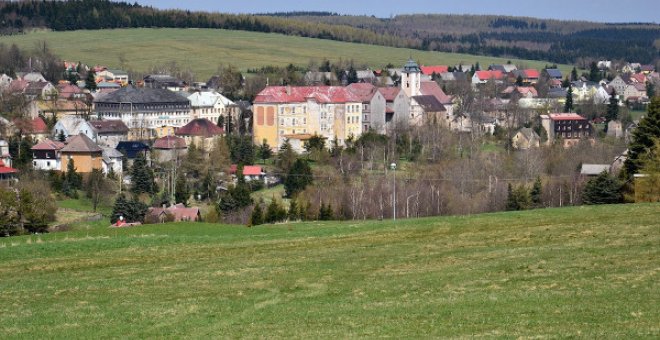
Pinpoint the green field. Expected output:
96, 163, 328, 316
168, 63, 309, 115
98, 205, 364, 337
0, 28, 573, 79
0, 203, 658, 337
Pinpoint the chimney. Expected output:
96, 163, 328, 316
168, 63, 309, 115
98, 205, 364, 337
286, 86, 291, 96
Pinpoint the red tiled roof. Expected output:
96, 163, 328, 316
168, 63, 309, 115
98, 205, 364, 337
31, 117, 49, 134
630, 73, 646, 83
0, 160, 18, 174
175, 119, 224, 137
254, 86, 361, 104
346, 83, 378, 102
475, 70, 504, 80
89, 120, 129, 134
148, 204, 200, 222
61, 134, 103, 153
524, 69, 540, 79
153, 135, 187, 149
548, 113, 587, 121
420, 81, 452, 104
420, 65, 449, 75
378, 87, 401, 101
229, 165, 263, 176
32, 139, 65, 151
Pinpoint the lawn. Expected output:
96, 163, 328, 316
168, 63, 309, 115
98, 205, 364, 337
0, 28, 573, 79
0, 203, 658, 338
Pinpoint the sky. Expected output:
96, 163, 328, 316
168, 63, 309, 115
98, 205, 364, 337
125, 0, 660, 23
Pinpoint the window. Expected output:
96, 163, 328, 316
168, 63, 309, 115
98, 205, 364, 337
47, 161, 50, 167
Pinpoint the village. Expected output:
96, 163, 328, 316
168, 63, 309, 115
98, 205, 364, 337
0, 56, 658, 227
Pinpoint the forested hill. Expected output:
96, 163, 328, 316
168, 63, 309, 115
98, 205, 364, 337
1, 1, 658, 65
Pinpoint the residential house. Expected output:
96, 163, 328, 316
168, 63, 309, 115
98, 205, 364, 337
420, 65, 449, 78
623, 83, 647, 101
31, 139, 64, 171
56, 83, 85, 100
116, 141, 150, 166
53, 116, 96, 141
639, 65, 655, 74
60, 133, 103, 173
188, 91, 234, 123
512, 128, 541, 150
26, 116, 50, 142
39, 99, 91, 119
621, 63, 641, 74
540, 113, 593, 147
543, 69, 563, 80
17, 72, 46, 82
606, 120, 624, 138
24, 81, 56, 100
96, 69, 129, 85
489, 64, 517, 73
508, 69, 540, 85
0, 159, 18, 182
94, 85, 192, 140
410, 95, 447, 126
147, 204, 201, 223
152, 135, 187, 163
175, 118, 224, 151
0, 140, 11, 168
354, 70, 378, 84
102, 147, 124, 175
346, 83, 387, 133
304, 71, 337, 85
143, 74, 186, 91
230, 165, 265, 182
378, 87, 410, 130
501, 86, 538, 99
609, 75, 632, 97
472, 70, 505, 85
580, 164, 610, 176
89, 120, 129, 148
439, 71, 468, 82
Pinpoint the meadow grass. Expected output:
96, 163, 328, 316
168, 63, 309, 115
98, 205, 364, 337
0, 28, 573, 79
0, 203, 658, 338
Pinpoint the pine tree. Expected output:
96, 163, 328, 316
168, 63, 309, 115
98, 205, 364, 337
284, 159, 313, 198
111, 194, 129, 224
265, 199, 285, 223
217, 115, 225, 128
625, 97, 660, 177
174, 172, 189, 206
288, 199, 299, 221
564, 84, 573, 113
589, 62, 601, 82
130, 152, 155, 195
571, 67, 578, 81
582, 171, 623, 204
258, 139, 272, 164
530, 177, 542, 207
250, 201, 264, 226
85, 71, 97, 91
605, 90, 620, 126
277, 138, 297, 173
319, 202, 334, 220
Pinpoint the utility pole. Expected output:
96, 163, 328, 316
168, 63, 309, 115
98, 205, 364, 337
390, 162, 397, 220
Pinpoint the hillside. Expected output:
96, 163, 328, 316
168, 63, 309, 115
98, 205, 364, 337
0, 28, 573, 79
0, 204, 658, 337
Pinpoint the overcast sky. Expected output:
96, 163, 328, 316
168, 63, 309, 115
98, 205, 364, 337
125, 0, 660, 23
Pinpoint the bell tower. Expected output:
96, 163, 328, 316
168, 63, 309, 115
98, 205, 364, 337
401, 58, 421, 97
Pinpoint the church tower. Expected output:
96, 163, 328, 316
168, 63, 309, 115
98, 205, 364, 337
401, 58, 421, 97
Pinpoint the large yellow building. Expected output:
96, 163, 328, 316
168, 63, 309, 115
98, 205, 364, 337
253, 86, 363, 151
60, 134, 103, 173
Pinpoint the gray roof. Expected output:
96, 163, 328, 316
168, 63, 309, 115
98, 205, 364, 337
545, 69, 563, 79
518, 128, 539, 140
94, 85, 190, 104
412, 95, 446, 112
580, 164, 610, 176
103, 147, 124, 158
403, 59, 421, 73
61, 134, 102, 153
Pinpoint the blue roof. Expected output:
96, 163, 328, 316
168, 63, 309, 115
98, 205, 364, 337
116, 141, 150, 159
403, 59, 421, 73
545, 69, 563, 79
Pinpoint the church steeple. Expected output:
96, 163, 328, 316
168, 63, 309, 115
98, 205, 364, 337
401, 58, 421, 97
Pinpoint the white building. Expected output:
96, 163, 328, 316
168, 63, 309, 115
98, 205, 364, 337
31, 139, 64, 171
188, 91, 234, 123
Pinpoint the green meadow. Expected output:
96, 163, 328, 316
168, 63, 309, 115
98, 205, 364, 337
0, 203, 658, 338
1, 28, 573, 79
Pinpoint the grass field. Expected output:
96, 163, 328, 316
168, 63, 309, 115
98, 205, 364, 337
0, 203, 658, 337
0, 28, 573, 79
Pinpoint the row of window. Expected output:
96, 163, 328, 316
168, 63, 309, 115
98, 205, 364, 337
98, 103, 188, 110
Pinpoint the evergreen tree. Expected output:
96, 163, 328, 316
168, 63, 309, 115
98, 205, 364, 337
318, 202, 334, 220
646, 82, 656, 98
284, 159, 313, 198
264, 199, 286, 223
625, 97, 660, 177
174, 172, 189, 206
589, 62, 601, 82
606, 90, 619, 123
110, 194, 129, 224
250, 201, 264, 226
217, 115, 225, 128
634, 139, 660, 202
564, 84, 573, 113
199, 170, 215, 201
225, 114, 233, 135
85, 71, 97, 91
62, 159, 82, 197
561, 77, 570, 88
515, 74, 524, 86
258, 139, 272, 164
582, 171, 623, 204
530, 177, 542, 207
130, 152, 155, 195
277, 138, 297, 173
506, 184, 531, 211
571, 67, 578, 81
347, 66, 358, 84
288, 199, 299, 221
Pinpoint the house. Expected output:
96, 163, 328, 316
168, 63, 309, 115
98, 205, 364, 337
147, 204, 201, 223
472, 70, 505, 85
94, 85, 192, 140
0, 74, 12, 90
95, 81, 121, 91
623, 83, 647, 101
410, 95, 446, 127
607, 120, 624, 138
39, 99, 91, 119
639, 65, 655, 74
88, 120, 129, 148
26, 117, 50, 142
152, 135, 187, 163
508, 69, 539, 84
31, 139, 65, 171
355, 70, 378, 84
230, 165, 265, 182
512, 128, 541, 150
346, 83, 387, 133
175, 118, 224, 151
0, 159, 18, 182
56, 83, 85, 100
24, 81, 56, 99
60, 134, 103, 173
143, 74, 186, 91
0, 140, 11, 168
304, 71, 337, 85
102, 147, 123, 175
116, 141, 150, 166
378, 87, 410, 130
420, 65, 449, 77
580, 164, 610, 176
501, 86, 538, 99
53, 116, 96, 141
543, 69, 563, 80
609, 75, 632, 96
96, 69, 129, 85
540, 113, 593, 147
188, 91, 234, 123
439, 71, 468, 82
17, 72, 46, 82
489, 64, 517, 73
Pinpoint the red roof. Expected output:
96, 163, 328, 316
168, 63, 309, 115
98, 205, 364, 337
229, 165, 263, 176
420, 81, 452, 104
346, 83, 378, 102
175, 119, 224, 137
153, 135, 187, 149
475, 70, 504, 81
254, 86, 361, 104
378, 87, 401, 101
524, 69, 540, 79
420, 65, 449, 75
32, 139, 65, 151
0, 160, 18, 174
548, 113, 587, 121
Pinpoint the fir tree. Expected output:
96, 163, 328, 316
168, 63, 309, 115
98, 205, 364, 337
571, 67, 578, 81
606, 90, 619, 124
250, 201, 264, 226
258, 139, 272, 164
625, 97, 660, 177
530, 177, 542, 207
582, 171, 623, 204
515, 74, 524, 86
174, 172, 189, 206
288, 199, 299, 221
564, 84, 573, 113
284, 159, 313, 198
85, 70, 97, 91
130, 152, 155, 195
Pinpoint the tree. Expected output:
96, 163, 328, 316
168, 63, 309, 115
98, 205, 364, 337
250, 201, 264, 226
346, 66, 358, 84
564, 84, 573, 113
265, 199, 286, 223
625, 97, 660, 177
571, 67, 578, 81
506, 184, 531, 211
174, 172, 189, 205
515, 74, 524, 86
57, 130, 66, 142
85, 169, 111, 212
588, 61, 601, 82
318, 202, 334, 220
647, 82, 656, 98
258, 139, 272, 164
85, 71, 97, 91
277, 138, 297, 173
284, 159, 313, 198
288, 199, 299, 221
111, 194, 149, 224
606, 90, 619, 123
62, 159, 82, 197
582, 171, 623, 204
530, 177, 542, 207
217, 115, 225, 129
130, 152, 155, 195
633, 139, 660, 202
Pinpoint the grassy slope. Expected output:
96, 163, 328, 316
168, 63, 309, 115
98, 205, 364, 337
0, 28, 573, 79
0, 203, 658, 338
